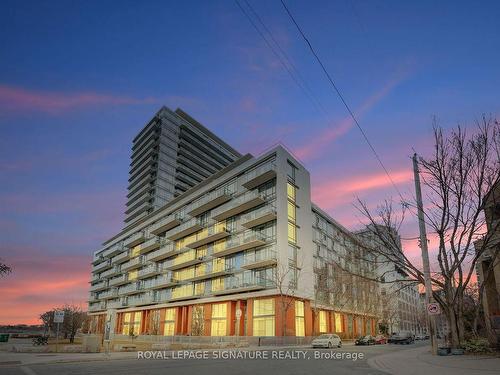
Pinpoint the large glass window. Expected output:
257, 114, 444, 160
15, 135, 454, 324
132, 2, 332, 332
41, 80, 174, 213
288, 222, 297, 244
287, 182, 296, 201
287, 201, 296, 223
211, 303, 227, 336
295, 301, 305, 336
132, 312, 142, 335
334, 313, 343, 333
253, 298, 275, 336
163, 308, 176, 336
319, 310, 327, 333
212, 277, 224, 292
122, 312, 131, 335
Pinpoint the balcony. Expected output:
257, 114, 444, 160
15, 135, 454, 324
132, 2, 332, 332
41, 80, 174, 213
213, 231, 268, 257
185, 224, 231, 249
107, 299, 124, 309
108, 274, 129, 287
99, 288, 119, 300
100, 265, 120, 278
212, 272, 270, 296
138, 237, 163, 254
88, 302, 106, 312
211, 190, 267, 221
112, 250, 130, 264
241, 205, 277, 228
124, 232, 146, 248
187, 187, 233, 217
92, 259, 112, 273
145, 243, 176, 262
90, 280, 108, 292
150, 214, 183, 235
137, 264, 161, 279
102, 242, 124, 258
121, 257, 144, 271
126, 292, 155, 306
150, 274, 178, 289
166, 218, 203, 241
92, 254, 106, 266
186, 265, 234, 282
166, 250, 206, 271
242, 249, 277, 270
241, 162, 276, 190
118, 282, 142, 296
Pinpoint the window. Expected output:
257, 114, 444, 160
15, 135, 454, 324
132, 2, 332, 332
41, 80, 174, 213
212, 277, 224, 292
132, 312, 142, 335
131, 245, 141, 257
319, 311, 327, 333
288, 222, 297, 244
253, 298, 275, 336
334, 313, 343, 333
213, 258, 225, 272
122, 312, 131, 335
194, 281, 205, 295
295, 301, 305, 336
128, 270, 138, 281
287, 161, 297, 181
211, 303, 227, 336
287, 201, 296, 223
163, 308, 176, 336
287, 182, 296, 201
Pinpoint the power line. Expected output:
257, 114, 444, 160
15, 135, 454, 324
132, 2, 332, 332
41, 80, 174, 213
279, 0, 407, 205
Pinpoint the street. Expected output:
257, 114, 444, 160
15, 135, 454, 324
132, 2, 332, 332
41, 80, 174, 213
0, 342, 430, 375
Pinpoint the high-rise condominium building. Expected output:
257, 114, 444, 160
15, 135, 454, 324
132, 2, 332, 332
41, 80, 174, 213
125, 106, 241, 225
88, 110, 381, 341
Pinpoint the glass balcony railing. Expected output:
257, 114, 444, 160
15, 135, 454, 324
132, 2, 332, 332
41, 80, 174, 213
124, 231, 146, 248
150, 274, 177, 289
88, 302, 106, 312
92, 259, 112, 273
212, 271, 271, 295
242, 248, 277, 269
90, 280, 108, 292
137, 264, 161, 279
118, 282, 141, 296
102, 242, 124, 259
241, 162, 276, 190
166, 218, 203, 241
241, 205, 277, 228
145, 243, 176, 262
212, 230, 268, 257
121, 257, 144, 271
150, 213, 183, 235
211, 190, 267, 221
185, 223, 231, 249
112, 250, 130, 264
99, 288, 118, 300
108, 274, 128, 287
187, 186, 234, 217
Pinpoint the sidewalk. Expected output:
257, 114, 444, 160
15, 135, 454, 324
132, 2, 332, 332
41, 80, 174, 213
368, 345, 500, 375
0, 351, 138, 366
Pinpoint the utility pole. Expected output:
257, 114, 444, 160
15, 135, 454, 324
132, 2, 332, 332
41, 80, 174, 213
412, 153, 438, 355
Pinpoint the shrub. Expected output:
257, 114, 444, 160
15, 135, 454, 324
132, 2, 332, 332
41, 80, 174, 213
463, 338, 493, 353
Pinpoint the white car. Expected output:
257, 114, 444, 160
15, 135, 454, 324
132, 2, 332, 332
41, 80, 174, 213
311, 334, 342, 348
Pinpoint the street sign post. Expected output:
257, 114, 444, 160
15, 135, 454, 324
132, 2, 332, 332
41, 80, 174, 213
427, 303, 441, 315
53, 310, 65, 353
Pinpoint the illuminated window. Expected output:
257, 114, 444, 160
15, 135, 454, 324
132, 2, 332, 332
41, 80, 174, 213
287, 182, 296, 201
212, 277, 224, 292
194, 281, 205, 295
213, 258, 225, 272
295, 301, 305, 337
175, 267, 195, 281
253, 299, 275, 336
122, 312, 131, 335
335, 313, 343, 333
195, 263, 206, 277
128, 270, 138, 281
132, 312, 142, 335
319, 311, 327, 333
163, 308, 176, 336
197, 245, 208, 258
131, 245, 141, 257
287, 201, 296, 223
288, 222, 296, 244
211, 303, 227, 336
214, 239, 226, 253
172, 284, 193, 299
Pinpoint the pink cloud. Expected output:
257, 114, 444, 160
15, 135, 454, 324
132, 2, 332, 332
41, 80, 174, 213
294, 72, 409, 161
312, 169, 414, 211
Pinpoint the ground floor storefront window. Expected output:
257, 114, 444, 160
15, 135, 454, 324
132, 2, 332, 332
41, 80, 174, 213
253, 298, 275, 336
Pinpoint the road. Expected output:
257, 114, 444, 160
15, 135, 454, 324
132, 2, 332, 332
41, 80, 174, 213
0, 342, 429, 375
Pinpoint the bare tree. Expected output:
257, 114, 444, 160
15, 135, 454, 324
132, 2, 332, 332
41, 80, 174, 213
191, 305, 204, 336
272, 263, 299, 337
60, 304, 88, 343
355, 118, 500, 348
0, 258, 11, 277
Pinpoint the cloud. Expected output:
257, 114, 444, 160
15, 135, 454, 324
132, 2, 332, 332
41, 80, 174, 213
312, 169, 414, 211
0, 84, 203, 115
294, 71, 410, 161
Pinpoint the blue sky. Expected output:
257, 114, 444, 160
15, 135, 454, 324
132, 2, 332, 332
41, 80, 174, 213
1, 0, 499, 323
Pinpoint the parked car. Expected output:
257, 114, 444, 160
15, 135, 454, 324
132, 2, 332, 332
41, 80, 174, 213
415, 334, 427, 340
375, 335, 387, 344
311, 334, 342, 348
355, 335, 376, 345
388, 331, 415, 344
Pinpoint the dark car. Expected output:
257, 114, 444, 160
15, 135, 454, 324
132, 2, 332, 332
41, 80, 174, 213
355, 335, 376, 345
388, 331, 414, 344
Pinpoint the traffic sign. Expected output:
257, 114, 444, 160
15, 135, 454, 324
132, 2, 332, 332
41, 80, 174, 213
427, 303, 440, 315
54, 310, 65, 323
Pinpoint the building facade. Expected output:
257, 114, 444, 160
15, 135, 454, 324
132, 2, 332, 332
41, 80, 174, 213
356, 226, 421, 334
125, 107, 241, 224
89, 113, 381, 340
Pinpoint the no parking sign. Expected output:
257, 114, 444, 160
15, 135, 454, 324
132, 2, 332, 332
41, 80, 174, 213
427, 303, 441, 315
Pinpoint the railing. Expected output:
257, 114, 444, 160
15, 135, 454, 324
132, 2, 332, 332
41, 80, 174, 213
187, 186, 234, 215
108, 274, 128, 287
150, 213, 183, 234
242, 248, 277, 267
211, 190, 267, 219
240, 162, 276, 187
124, 231, 146, 247
166, 218, 202, 239
107, 299, 123, 309
118, 282, 141, 295
241, 205, 276, 225
90, 280, 108, 291
100, 265, 120, 278
138, 264, 161, 278
112, 250, 130, 264
88, 302, 106, 312
99, 288, 118, 299
145, 243, 175, 262
92, 259, 111, 272
122, 257, 144, 270
213, 230, 268, 255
